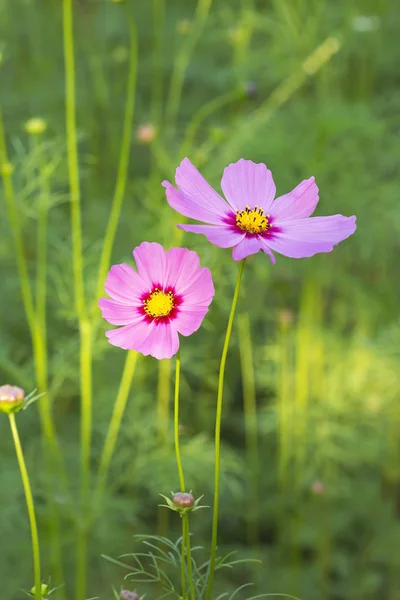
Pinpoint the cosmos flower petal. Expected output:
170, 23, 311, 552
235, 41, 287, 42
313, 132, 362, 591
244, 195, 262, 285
258, 238, 277, 264
231, 236, 263, 261
165, 247, 201, 292
98, 298, 142, 325
138, 323, 180, 360
180, 267, 215, 303
172, 157, 230, 218
106, 319, 151, 351
133, 242, 167, 286
265, 215, 357, 258
162, 181, 226, 225
270, 177, 319, 221
221, 159, 276, 212
174, 308, 211, 337
105, 264, 148, 305
177, 223, 245, 248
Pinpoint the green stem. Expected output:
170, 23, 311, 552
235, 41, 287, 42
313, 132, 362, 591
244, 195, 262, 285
174, 349, 185, 491
0, 105, 36, 332
76, 318, 93, 600
63, 0, 85, 320
165, 0, 213, 125
205, 259, 246, 600
94, 16, 138, 312
8, 413, 41, 600
151, 0, 165, 127
181, 88, 243, 156
237, 312, 259, 547
34, 135, 67, 599
96, 351, 138, 498
181, 522, 187, 600
183, 514, 196, 600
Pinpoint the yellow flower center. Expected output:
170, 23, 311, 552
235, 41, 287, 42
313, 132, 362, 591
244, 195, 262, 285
236, 205, 270, 234
143, 288, 175, 318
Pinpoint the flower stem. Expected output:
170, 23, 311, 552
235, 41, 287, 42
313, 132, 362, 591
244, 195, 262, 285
8, 413, 41, 600
94, 14, 138, 312
174, 349, 185, 492
238, 312, 259, 547
96, 351, 138, 499
183, 514, 196, 600
181, 524, 188, 600
205, 258, 246, 600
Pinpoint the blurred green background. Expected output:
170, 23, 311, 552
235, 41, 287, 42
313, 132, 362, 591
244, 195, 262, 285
0, 0, 400, 599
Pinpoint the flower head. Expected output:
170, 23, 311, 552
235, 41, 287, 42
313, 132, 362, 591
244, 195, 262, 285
163, 158, 356, 263
0, 384, 25, 414
99, 242, 214, 360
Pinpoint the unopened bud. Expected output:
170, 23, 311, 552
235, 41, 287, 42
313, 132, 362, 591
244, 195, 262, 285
176, 20, 192, 35
136, 124, 157, 144
0, 385, 25, 414
24, 118, 47, 136
244, 81, 258, 99
311, 480, 325, 495
30, 583, 49, 597
120, 591, 139, 600
173, 492, 195, 508
279, 309, 294, 327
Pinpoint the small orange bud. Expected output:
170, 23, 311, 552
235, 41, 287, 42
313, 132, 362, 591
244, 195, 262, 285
311, 480, 325, 495
136, 124, 157, 144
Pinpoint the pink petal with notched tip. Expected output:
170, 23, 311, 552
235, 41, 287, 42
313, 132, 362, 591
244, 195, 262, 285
221, 159, 276, 212
138, 322, 180, 360
174, 308, 211, 337
162, 181, 226, 225
231, 236, 263, 261
180, 267, 215, 304
106, 318, 180, 359
269, 177, 319, 221
105, 263, 148, 305
177, 223, 245, 248
98, 298, 142, 326
133, 242, 167, 287
265, 214, 357, 258
165, 247, 201, 292
164, 158, 230, 221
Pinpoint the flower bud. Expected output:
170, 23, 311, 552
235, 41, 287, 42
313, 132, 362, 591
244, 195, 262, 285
244, 81, 258, 99
30, 583, 49, 597
120, 591, 139, 600
311, 480, 325, 495
173, 492, 195, 508
0, 385, 25, 414
278, 309, 294, 327
176, 20, 192, 35
24, 118, 47, 136
136, 124, 157, 144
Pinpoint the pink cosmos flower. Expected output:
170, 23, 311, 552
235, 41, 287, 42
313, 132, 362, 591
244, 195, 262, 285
99, 242, 214, 360
162, 158, 356, 263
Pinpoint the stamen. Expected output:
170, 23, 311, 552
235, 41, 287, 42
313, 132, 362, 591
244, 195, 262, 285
144, 289, 175, 318
236, 206, 270, 235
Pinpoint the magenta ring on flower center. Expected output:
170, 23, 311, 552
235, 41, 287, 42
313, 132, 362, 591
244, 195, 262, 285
224, 207, 280, 239
139, 286, 183, 323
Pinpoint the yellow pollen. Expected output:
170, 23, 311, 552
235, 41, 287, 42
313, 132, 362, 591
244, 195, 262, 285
144, 288, 175, 318
236, 205, 270, 234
